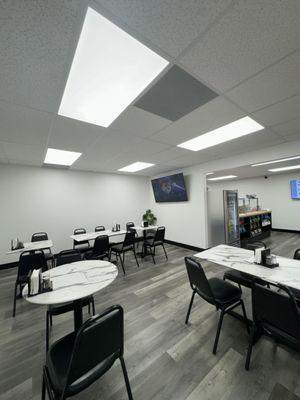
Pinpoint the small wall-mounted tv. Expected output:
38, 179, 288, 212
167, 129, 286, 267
291, 179, 300, 199
151, 173, 188, 202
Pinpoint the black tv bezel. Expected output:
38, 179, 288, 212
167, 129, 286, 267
151, 172, 188, 203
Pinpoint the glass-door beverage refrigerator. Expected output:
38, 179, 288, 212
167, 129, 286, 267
223, 190, 240, 247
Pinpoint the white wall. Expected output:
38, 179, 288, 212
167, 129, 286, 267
149, 139, 300, 250
150, 165, 208, 249
1, 164, 149, 264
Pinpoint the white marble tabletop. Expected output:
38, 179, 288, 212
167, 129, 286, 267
134, 226, 158, 231
23, 260, 118, 305
6, 240, 53, 255
70, 229, 127, 242
194, 244, 300, 291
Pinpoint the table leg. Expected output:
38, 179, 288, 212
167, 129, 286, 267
73, 299, 83, 331
137, 231, 148, 258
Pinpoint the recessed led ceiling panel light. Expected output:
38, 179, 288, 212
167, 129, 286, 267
58, 7, 169, 127
252, 156, 300, 167
177, 116, 264, 151
44, 148, 81, 166
118, 162, 155, 172
268, 165, 300, 172
208, 175, 238, 181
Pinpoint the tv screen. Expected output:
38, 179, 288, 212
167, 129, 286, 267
291, 179, 300, 199
151, 173, 188, 202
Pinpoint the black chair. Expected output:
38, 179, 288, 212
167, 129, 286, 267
290, 250, 300, 306
185, 257, 249, 354
143, 226, 168, 264
95, 225, 105, 232
126, 222, 139, 249
13, 250, 48, 317
46, 249, 95, 351
110, 231, 139, 274
42, 305, 133, 400
84, 235, 110, 260
31, 232, 54, 266
73, 228, 90, 253
223, 241, 267, 290
294, 248, 300, 260
245, 282, 300, 370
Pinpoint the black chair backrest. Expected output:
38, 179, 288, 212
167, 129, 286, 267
154, 226, 165, 242
95, 226, 105, 232
73, 228, 89, 246
185, 257, 215, 305
93, 235, 110, 255
246, 241, 266, 251
18, 250, 48, 280
74, 228, 86, 235
122, 231, 135, 248
56, 250, 81, 266
126, 222, 135, 232
31, 232, 48, 242
65, 305, 124, 393
294, 249, 300, 260
252, 283, 300, 341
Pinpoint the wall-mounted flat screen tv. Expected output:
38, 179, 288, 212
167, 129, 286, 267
151, 173, 188, 202
291, 179, 300, 199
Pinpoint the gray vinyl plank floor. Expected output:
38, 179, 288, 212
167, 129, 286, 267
0, 231, 299, 399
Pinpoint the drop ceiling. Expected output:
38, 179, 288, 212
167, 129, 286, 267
0, 0, 299, 176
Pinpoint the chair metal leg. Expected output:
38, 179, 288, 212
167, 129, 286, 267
240, 299, 250, 333
150, 247, 155, 264
91, 296, 95, 315
213, 309, 225, 354
42, 370, 46, 400
118, 253, 126, 275
162, 244, 168, 260
185, 290, 196, 324
133, 248, 139, 268
245, 324, 256, 370
120, 357, 134, 400
12, 282, 18, 317
46, 311, 50, 352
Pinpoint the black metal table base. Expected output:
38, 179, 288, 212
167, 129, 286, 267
73, 299, 83, 331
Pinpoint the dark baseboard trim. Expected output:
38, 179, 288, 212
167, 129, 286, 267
165, 239, 204, 252
0, 261, 18, 270
271, 228, 300, 234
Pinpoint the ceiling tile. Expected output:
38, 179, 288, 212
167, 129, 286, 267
143, 146, 192, 164
272, 118, 300, 140
110, 106, 171, 138
95, 0, 233, 57
180, 0, 300, 91
2, 142, 45, 165
226, 50, 300, 112
134, 65, 218, 121
0, 0, 84, 112
0, 100, 52, 146
253, 93, 300, 127
48, 115, 107, 153
150, 97, 245, 145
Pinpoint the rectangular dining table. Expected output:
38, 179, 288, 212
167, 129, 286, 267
6, 239, 53, 255
70, 229, 127, 242
194, 244, 300, 291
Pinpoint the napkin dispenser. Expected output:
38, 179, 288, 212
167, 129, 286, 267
254, 247, 279, 268
11, 238, 24, 251
142, 221, 149, 228
27, 269, 53, 296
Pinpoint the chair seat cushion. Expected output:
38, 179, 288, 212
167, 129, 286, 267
224, 269, 267, 288
208, 277, 241, 306
84, 250, 108, 260
289, 287, 300, 307
111, 244, 133, 253
46, 332, 119, 396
